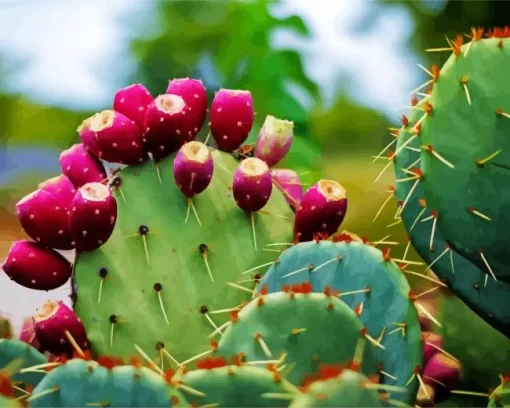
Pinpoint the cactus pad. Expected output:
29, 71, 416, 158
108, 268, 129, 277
257, 239, 422, 403
179, 364, 297, 407
393, 100, 510, 337
215, 291, 379, 388
28, 358, 186, 407
488, 380, 509, 407
73, 149, 294, 362
0, 339, 47, 388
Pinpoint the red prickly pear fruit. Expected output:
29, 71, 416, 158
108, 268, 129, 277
423, 353, 461, 388
33, 300, 89, 357
113, 83, 154, 131
19, 317, 41, 350
271, 169, 303, 210
294, 180, 347, 242
16, 189, 74, 250
421, 331, 443, 364
38, 175, 77, 211
79, 110, 144, 165
233, 157, 272, 212
166, 78, 207, 139
69, 182, 118, 252
254, 115, 294, 167
1, 240, 72, 290
210, 89, 254, 152
59, 143, 107, 188
173, 141, 214, 197
144, 94, 192, 160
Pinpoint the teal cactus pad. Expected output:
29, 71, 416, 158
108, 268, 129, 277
488, 381, 509, 407
0, 339, 47, 388
289, 369, 384, 408
179, 365, 297, 407
257, 240, 421, 403
393, 101, 510, 338
215, 291, 379, 389
73, 149, 294, 362
417, 37, 510, 279
28, 358, 185, 407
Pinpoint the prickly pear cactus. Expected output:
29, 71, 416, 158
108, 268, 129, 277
0, 339, 48, 388
28, 358, 187, 407
256, 237, 422, 404
383, 30, 510, 338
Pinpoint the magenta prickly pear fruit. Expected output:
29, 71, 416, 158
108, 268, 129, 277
16, 189, 73, 250
113, 83, 154, 131
210, 89, 254, 152
422, 331, 443, 363
19, 317, 41, 350
79, 110, 144, 165
294, 179, 347, 242
166, 78, 207, 139
69, 182, 117, 252
254, 115, 294, 167
271, 169, 303, 210
423, 353, 461, 388
38, 175, 76, 211
33, 300, 89, 357
144, 94, 192, 159
233, 157, 272, 212
59, 143, 107, 188
1, 240, 72, 290
173, 141, 214, 197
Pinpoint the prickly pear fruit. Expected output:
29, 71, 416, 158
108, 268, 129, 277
38, 175, 76, 210
1, 241, 72, 290
144, 94, 192, 160
210, 89, 254, 152
294, 180, 347, 242
173, 141, 213, 197
16, 189, 73, 250
271, 169, 304, 210
233, 157, 272, 212
59, 143, 107, 188
19, 317, 40, 349
113, 83, 154, 131
33, 300, 89, 357
166, 78, 207, 139
69, 182, 117, 252
421, 353, 462, 404
79, 110, 144, 165
254, 115, 294, 167
422, 332, 443, 363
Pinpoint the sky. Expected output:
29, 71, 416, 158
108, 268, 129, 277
0, 0, 423, 332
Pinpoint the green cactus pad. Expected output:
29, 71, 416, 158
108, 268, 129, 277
28, 358, 186, 407
178, 365, 297, 407
257, 240, 422, 403
393, 102, 510, 338
488, 381, 510, 407
0, 395, 21, 408
289, 369, 384, 408
215, 291, 379, 389
0, 339, 47, 388
73, 149, 294, 362
417, 37, 510, 280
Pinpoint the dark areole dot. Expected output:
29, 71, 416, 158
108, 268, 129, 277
156, 341, 165, 350
153, 283, 162, 292
200, 305, 209, 314
138, 225, 149, 235
110, 177, 122, 187
199, 244, 209, 254
473, 282, 480, 290
109, 314, 118, 324
99, 267, 108, 278
254, 273, 262, 282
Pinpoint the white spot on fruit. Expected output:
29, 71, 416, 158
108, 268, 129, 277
160, 117, 164, 122
95, 209, 100, 215
83, 168, 89, 173
120, 98, 125, 103
237, 121, 242, 127
217, 108, 222, 112
223, 135, 228, 140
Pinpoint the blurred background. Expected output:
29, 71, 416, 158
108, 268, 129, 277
0, 0, 509, 405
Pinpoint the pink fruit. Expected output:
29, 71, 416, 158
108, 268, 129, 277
144, 94, 192, 160
33, 300, 89, 357
59, 143, 107, 188
166, 78, 207, 139
233, 157, 272, 212
254, 115, 294, 167
294, 180, 347, 242
19, 317, 40, 350
210, 89, 254, 152
79, 110, 144, 165
423, 353, 461, 388
173, 141, 214, 197
16, 189, 73, 250
1, 240, 72, 290
38, 175, 77, 211
69, 182, 118, 252
421, 331, 443, 364
271, 169, 303, 210
113, 83, 154, 131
